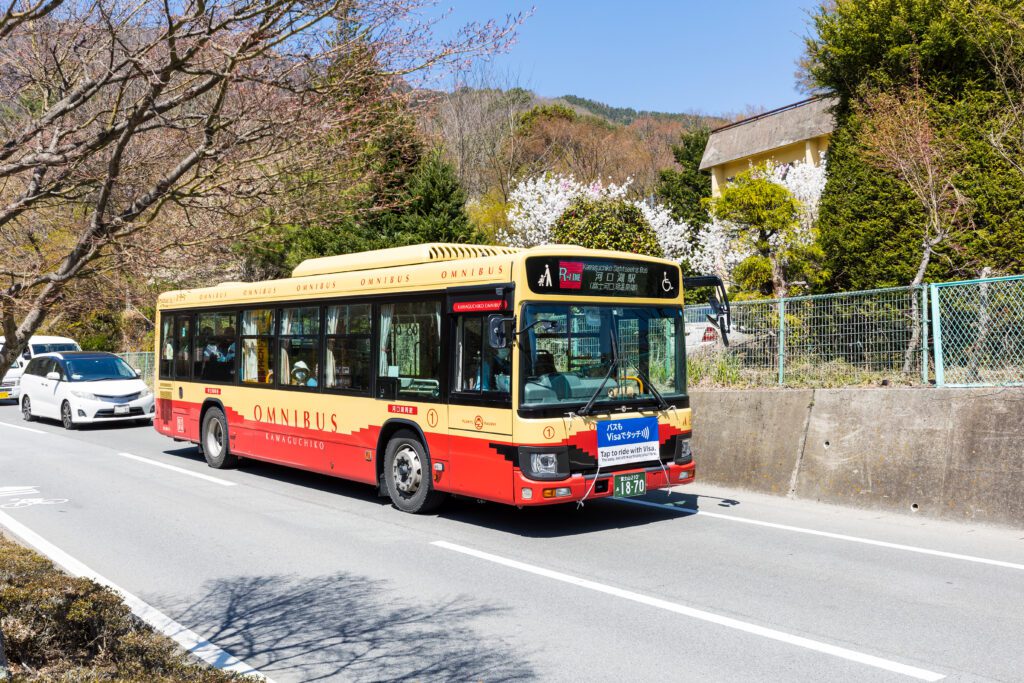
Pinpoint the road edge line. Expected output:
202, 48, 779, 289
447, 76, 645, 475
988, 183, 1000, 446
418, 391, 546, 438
117, 452, 235, 487
0, 511, 273, 682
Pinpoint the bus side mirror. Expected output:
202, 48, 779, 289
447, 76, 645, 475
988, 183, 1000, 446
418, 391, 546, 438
487, 315, 513, 349
684, 274, 731, 347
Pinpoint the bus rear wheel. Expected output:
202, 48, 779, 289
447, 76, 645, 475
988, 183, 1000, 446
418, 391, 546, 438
384, 431, 446, 514
201, 407, 238, 469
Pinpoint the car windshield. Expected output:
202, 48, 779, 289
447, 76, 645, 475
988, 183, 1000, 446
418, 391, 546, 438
65, 357, 137, 382
520, 303, 684, 411
32, 343, 79, 354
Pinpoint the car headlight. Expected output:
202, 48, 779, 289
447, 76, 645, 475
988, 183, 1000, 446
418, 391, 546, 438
71, 390, 97, 400
139, 385, 153, 398
518, 447, 569, 481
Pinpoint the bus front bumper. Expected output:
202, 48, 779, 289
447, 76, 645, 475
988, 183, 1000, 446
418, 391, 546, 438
512, 462, 695, 506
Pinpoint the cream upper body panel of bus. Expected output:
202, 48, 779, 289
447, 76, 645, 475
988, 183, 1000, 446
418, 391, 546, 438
156, 243, 685, 310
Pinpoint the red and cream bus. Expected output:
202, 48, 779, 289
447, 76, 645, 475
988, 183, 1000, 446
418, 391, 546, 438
154, 243, 729, 513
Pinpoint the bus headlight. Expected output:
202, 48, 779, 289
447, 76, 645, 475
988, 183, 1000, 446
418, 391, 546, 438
518, 446, 569, 481
531, 453, 558, 476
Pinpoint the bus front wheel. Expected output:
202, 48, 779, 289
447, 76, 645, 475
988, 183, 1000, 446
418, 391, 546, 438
201, 407, 238, 469
384, 431, 446, 514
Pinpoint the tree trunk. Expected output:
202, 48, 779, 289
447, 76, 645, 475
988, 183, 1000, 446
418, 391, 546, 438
770, 256, 788, 299
901, 243, 934, 375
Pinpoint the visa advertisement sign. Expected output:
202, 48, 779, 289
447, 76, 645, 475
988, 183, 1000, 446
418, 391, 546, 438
596, 417, 659, 468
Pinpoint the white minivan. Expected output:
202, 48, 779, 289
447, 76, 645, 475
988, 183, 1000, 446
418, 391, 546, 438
20, 351, 154, 428
0, 335, 82, 402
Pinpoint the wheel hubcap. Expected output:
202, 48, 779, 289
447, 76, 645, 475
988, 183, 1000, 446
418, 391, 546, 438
392, 446, 422, 494
62, 404, 71, 425
206, 420, 223, 456
22, 399, 29, 417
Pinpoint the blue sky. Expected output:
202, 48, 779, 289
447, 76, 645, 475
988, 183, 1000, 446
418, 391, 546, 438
431, 1, 815, 116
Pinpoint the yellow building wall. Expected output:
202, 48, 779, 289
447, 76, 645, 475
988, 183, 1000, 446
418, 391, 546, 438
709, 134, 830, 196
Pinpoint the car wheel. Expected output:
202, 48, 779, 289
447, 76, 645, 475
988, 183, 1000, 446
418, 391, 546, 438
21, 396, 35, 422
61, 401, 77, 430
201, 407, 238, 469
383, 430, 446, 514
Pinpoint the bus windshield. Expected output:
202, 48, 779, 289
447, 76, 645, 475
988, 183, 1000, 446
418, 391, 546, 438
520, 303, 684, 411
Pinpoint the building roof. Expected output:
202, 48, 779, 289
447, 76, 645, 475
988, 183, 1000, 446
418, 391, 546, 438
699, 96, 838, 170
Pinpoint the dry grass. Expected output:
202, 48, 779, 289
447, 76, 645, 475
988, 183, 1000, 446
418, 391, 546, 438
0, 534, 250, 682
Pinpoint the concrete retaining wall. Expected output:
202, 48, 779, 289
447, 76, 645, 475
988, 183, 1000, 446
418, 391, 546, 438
690, 387, 1024, 526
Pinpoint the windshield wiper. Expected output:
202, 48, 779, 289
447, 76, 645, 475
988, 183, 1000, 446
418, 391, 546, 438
83, 376, 123, 382
623, 360, 671, 411
577, 315, 623, 418
576, 357, 622, 417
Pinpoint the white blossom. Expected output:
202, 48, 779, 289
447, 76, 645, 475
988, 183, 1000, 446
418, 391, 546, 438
690, 218, 749, 283
499, 174, 630, 248
633, 200, 694, 262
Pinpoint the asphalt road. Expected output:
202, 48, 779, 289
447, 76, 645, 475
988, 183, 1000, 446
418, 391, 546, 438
2, 406, 1024, 682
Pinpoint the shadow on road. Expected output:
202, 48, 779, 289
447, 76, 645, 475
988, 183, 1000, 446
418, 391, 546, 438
158, 445, 741, 535
160, 572, 535, 682
435, 489, 701, 538
161, 446, 391, 508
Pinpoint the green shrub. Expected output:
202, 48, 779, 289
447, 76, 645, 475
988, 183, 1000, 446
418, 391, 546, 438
551, 197, 663, 256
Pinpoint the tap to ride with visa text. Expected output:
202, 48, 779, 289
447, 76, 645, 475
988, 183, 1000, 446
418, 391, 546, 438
153, 243, 731, 513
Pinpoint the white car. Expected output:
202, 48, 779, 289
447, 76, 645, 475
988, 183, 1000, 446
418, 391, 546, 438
20, 351, 154, 429
0, 335, 81, 402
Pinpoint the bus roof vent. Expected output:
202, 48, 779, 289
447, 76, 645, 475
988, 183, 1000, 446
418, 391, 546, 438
291, 243, 521, 278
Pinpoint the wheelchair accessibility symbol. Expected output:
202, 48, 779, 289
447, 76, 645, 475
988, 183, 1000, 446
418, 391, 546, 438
661, 271, 674, 293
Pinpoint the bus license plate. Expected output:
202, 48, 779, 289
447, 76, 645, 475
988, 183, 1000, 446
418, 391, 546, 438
114, 405, 130, 415
614, 472, 646, 498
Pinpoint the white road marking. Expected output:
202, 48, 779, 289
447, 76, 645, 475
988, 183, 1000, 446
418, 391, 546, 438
433, 540, 945, 682
0, 486, 39, 498
0, 511, 274, 681
117, 452, 235, 487
0, 421, 45, 434
617, 497, 1024, 572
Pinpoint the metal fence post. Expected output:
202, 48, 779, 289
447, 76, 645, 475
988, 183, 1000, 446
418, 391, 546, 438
920, 285, 929, 385
930, 284, 944, 387
777, 299, 786, 386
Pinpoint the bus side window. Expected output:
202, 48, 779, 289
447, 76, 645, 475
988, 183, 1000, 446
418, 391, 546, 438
160, 315, 174, 379
279, 306, 320, 389
240, 309, 275, 385
325, 303, 371, 393
174, 315, 192, 379
377, 301, 442, 400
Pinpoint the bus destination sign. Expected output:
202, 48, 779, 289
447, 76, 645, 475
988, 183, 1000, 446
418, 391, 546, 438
525, 257, 679, 298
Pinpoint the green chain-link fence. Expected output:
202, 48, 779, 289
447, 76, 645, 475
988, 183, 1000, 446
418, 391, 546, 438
931, 275, 1024, 387
117, 351, 155, 386
685, 285, 928, 388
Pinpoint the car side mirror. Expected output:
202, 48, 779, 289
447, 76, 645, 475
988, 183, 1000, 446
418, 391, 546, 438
46, 371, 60, 381
487, 315, 513, 349
22, 350, 31, 360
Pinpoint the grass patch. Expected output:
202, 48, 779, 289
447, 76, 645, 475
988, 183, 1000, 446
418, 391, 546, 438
0, 534, 250, 682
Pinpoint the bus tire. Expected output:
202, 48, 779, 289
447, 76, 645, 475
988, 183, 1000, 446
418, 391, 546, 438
201, 407, 238, 469
384, 430, 446, 514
